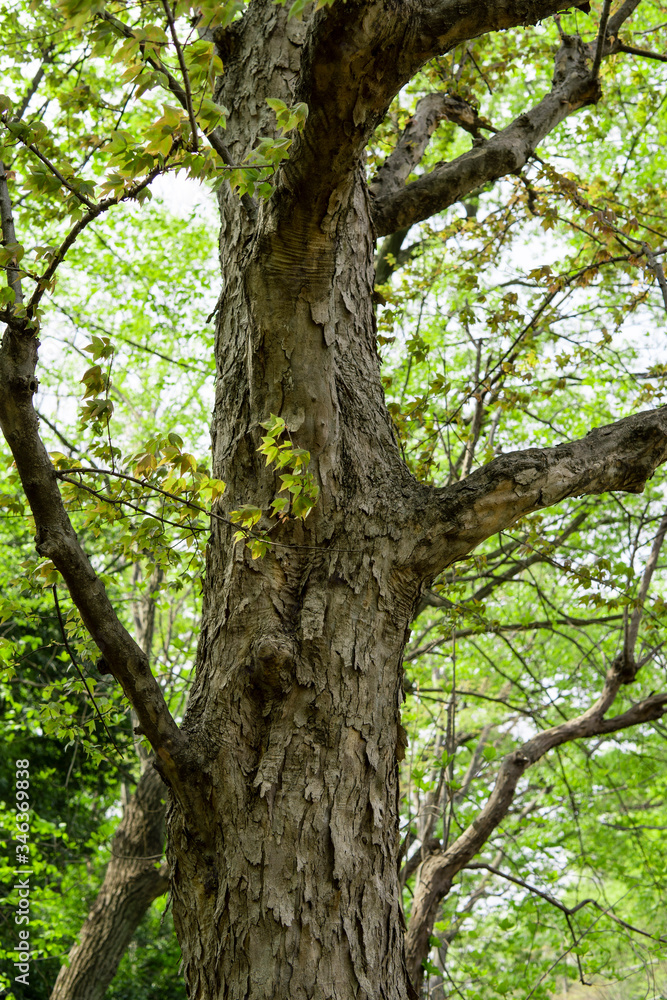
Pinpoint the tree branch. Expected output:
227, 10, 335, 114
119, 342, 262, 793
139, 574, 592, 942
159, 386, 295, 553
372, 33, 600, 236
409, 406, 667, 579
49, 765, 169, 1000
0, 161, 24, 304
590, 0, 612, 79
606, 0, 643, 37
643, 242, 667, 314
615, 40, 667, 62
263, 0, 595, 232
98, 10, 256, 221
369, 93, 484, 203
26, 165, 163, 316
627, 509, 667, 653
369, 0, 647, 237
161, 0, 199, 152
465, 863, 667, 942
404, 688, 667, 985
0, 190, 187, 791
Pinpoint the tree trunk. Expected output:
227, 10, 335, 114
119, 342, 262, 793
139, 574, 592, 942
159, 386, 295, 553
162, 9, 422, 998
50, 765, 168, 1000
5, 4, 667, 1000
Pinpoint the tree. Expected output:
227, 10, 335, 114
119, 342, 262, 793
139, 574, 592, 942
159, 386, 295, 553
1, 1, 667, 998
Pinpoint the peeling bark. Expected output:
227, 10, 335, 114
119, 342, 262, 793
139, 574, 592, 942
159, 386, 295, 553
409, 406, 667, 578
369, 93, 483, 203
2, 1, 664, 999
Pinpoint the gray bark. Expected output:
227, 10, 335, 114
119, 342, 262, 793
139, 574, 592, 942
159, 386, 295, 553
371, 31, 601, 236
2, 1, 664, 998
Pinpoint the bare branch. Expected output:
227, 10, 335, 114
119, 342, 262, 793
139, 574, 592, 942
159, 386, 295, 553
615, 40, 667, 62
0, 162, 24, 304
470, 511, 589, 604
643, 242, 667, 314
372, 34, 600, 236
370, 93, 484, 203
409, 407, 667, 579
591, 0, 612, 79
466, 863, 667, 943
161, 0, 199, 152
607, 0, 643, 37
465, 862, 594, 915
14, 48, 53, 120
404, 689, 667, 985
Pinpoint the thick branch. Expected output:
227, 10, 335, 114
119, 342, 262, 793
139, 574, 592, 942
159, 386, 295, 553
271, 0, 594, 229
404, 689, 667, 985
606, 0, 643, 37
370, 93, 483, 202
372, 0, 648, 238
372, 33, 600, 236
0, 322, 186, 786
410, 407, 667, 578
0, 162, 24, 304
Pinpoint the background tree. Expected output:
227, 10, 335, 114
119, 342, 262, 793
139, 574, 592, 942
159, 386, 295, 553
1, 1, 667, 999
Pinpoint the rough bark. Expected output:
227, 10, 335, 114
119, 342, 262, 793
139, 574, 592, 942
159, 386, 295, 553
369, 93, 484, 203
371, 0, 646, 237
409, 406, 667, 578
3, 1, 664, 999
165, 5, 665, 999
49, 765, 168, 1000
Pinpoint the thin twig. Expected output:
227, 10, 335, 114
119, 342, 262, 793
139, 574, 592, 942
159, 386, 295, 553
591, 0, 612, 79
15, 48, 53, 120
465, 862, 594, 914
52, 584, 125, 759
56, 465, 232, 526
465, 862, 667, 942
617, 40, 667, 63
56, 474, 207, 534
643, 242, 667, 315
18, 139, 95, 208
161, 0, 199, 152
26, 163, 164, 315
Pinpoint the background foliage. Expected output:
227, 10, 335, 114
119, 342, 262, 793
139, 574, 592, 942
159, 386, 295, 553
0, 1, 666, 998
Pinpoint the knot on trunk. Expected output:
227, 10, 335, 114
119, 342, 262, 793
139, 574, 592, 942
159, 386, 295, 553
10, 372, 39, 394
248, 634, 295, 697
610, 651, 637, 685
